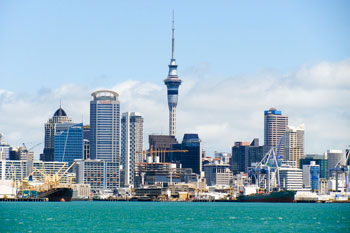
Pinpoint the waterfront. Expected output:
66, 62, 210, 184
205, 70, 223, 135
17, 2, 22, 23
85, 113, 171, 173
1, 202, 349, 232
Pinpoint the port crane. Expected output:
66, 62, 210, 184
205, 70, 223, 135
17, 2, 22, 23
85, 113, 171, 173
329, 148, 350, 192
249, 147, 281, 192
17, 161, 76, 195
248, 135, 286, 192
22, 142, 42, 151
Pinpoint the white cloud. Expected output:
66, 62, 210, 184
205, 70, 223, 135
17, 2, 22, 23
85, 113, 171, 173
0, 59, 349, 159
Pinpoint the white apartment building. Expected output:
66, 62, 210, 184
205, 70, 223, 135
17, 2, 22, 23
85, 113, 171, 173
284, 124, 304, 168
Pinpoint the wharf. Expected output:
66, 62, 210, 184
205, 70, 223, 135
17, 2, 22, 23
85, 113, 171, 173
0, 198, 48, 202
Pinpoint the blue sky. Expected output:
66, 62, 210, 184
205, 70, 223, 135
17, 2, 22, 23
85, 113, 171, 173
0, 1, 349, 157
1, 1, 349, 91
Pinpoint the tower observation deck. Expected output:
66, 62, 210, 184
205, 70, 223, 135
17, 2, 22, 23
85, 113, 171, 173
164, 12, 182, 137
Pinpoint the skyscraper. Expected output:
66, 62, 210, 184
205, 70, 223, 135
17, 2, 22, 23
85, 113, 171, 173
284, 124, 304, 168
148, 135, 178, 162
164, 13, 182, 137
121, 112, 144, 187
42, 106, 72, 161
54, 122, 83, 165
230, 139, 263, 174
171, 134, 202, 175
90, 90, 120, 162
264, 108, 288, 156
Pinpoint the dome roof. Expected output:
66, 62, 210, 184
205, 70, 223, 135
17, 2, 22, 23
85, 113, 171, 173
53, 107, 67, 117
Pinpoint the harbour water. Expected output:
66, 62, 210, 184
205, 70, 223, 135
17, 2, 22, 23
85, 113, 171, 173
1, 202, 349, 232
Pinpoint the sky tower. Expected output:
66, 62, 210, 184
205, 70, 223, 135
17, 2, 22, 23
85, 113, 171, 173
164, 12, 182, 137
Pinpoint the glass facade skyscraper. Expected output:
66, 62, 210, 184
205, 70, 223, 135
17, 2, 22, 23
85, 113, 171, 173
171, 134, 202, 175
231, 139, 264, 174
42, 107, 72, 161
54, 123, 83, 165
90, 90, 120, 163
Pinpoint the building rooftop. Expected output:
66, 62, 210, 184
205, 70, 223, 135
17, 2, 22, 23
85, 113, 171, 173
91, 90, 119, 100
264, 107, 282, 116
53, 107, 67, 117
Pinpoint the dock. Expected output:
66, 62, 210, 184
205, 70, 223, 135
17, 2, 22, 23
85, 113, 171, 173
0, 198, 48, 202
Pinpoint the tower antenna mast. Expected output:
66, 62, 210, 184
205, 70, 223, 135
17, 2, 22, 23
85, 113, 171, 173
172, 10, 175, 60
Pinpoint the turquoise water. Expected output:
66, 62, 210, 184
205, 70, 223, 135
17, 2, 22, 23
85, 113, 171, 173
0, 202, 349, 232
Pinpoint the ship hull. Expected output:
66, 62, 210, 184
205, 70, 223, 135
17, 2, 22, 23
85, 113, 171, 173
236, 190, 296, 203
39, 188, 73, 202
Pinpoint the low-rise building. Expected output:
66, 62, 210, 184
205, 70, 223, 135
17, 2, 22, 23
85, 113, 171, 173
302, 161, 320, 192
134, 162, 198, 188
204, 163, 233, 186
0, 134, 10, 160
72, 184, 91, 199
74, 159, 119, 192
279, 164, 303, 190
0, 160, 69, 182
300, 155, 328, 179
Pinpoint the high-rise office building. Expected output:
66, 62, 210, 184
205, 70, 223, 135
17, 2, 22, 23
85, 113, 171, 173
42, 106, 72, 161
230, 138, 264, 174
164, 14, 182, 137
231, 141, 250, 174
149, 135, 178, 162
54, 123, 83, 165
284, 124, 304, 168
90, 90, 120, 162
171, 134, 202, 175
264, 108, 288, 156
121, 112, 144, 187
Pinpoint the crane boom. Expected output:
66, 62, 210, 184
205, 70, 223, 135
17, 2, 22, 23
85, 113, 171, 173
58, 161, 76, 181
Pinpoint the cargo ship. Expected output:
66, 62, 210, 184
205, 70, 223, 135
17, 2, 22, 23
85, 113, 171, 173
14, 161, 77, 202
236, 190, 296, 202
38, 187, 73, 202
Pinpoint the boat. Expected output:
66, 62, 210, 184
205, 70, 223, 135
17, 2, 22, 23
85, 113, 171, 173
236, 190, 296, 202
14, 161, 77, 202
38, 187, 73, 202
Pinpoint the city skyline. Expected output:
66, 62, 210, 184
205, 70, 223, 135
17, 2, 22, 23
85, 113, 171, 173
0, 1, 349, 157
